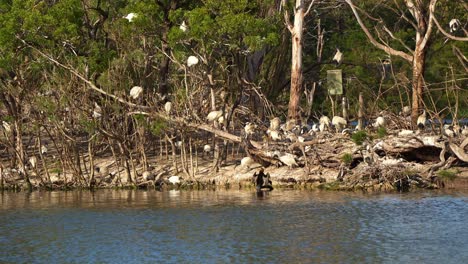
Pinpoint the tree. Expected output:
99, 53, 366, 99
282, 0, 316, 122
344, 0, 441, 124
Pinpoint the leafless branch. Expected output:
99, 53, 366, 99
344, 0, 413, 62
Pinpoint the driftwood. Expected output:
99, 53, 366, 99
450, 142, 468, 162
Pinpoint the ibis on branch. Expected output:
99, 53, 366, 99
417, 110, 427, 130
449, 19, 461, 32
129, 86, 143, 99
206, 110, 223, 122
333, 48, 343, 65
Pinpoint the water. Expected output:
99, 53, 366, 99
1, 190, 467, 263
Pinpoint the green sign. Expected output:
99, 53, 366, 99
327, 70, 343, 95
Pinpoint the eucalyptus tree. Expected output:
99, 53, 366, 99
344, 0, 467, 124
281, 0, 318, 123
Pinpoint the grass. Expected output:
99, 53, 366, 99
318, 181, 342, 191
341, 153, 353, 165
436, 169, 458, 181
351, 131, 367, 145
376, 127, 387, 138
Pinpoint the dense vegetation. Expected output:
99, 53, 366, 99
0, 0, 466, 189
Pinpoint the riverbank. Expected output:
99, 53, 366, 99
1, 129, 467, 192
1, 155, 467, 192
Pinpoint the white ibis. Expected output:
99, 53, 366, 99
164, 101, 172, 114
187, 56, 199, 67
268, 130, 282, 141
40, 145, 48, 155
123, 13, 137, 22
29, 156, 37, 168
179, 21, 188, 32
332, 116, 347, 132
279, 153, 298, 168
217, 114, 226, 124
206, 110, 223, 122
239, 156, 259, 171
374, 116, 386, 128
129, 86, 143, 99
311, 123, 319, 133
462, 126, 468, 136
270, 117, 281, 131
2, 121, 11, 133
244, 122, 257, 137
333, 48, 343, 65
449, 19, 461, 32
401, 106, 411, 116
398, 129, 416, 137
417, 110, 427, 130
319, 116, 331, 132
203, 144, 211, 154
93, 103, 102, 119
168, 175, 180, 184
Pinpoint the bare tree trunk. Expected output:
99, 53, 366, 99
16, 124, 32, 191
411, 48, 426, 125
357, 93, 364, 131
287, 0, 305, 122
88, 139, 95, 189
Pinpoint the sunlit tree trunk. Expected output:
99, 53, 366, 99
411, 47, 426, 122
344, 0, 436, 126
283, 0, 316, 123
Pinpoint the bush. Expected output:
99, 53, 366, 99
437, 169, 458, 181
351, 131, 367, 145
341, 153, 353, 165
377, 127, 387, 138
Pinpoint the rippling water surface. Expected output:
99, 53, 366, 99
1, 189, 467, 263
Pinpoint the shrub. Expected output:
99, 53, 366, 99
377, 127, 387, 138
341, 153, 353, 165
437, 169, 458, 181
351, 131, 367, 145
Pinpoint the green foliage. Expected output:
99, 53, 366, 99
150, 118, 168, 136
133, 114, 146, 126
437, 169, 458, 181
376, 127, 387, 138
341, 153, 353, 165
351, 131, 367, 146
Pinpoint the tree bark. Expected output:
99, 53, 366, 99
410, 47, 426, 125
287, 0, 305, 122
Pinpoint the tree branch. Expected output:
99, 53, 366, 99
17, 36, 148, 110
344, 0, 413, 62
304, 0, 316, 17
282, 0, 294, 33
430, 0, 468, 42
419, 0, 436, 50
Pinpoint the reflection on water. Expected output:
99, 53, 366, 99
1, 190, 467, 263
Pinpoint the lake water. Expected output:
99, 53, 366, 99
1, 189, 467, 263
